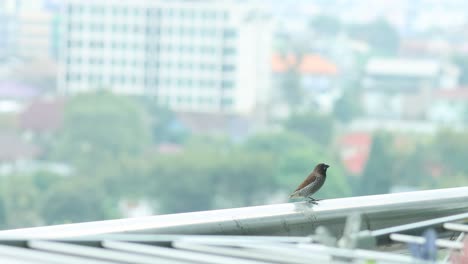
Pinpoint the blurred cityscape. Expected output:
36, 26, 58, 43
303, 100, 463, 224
1, 0, 468, 229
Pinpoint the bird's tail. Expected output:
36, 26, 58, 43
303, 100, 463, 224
289, 191, 300, 199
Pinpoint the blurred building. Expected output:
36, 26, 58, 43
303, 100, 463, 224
58, 0, 273, 114
362, 57, 460, 120
270, 52, 340, 117
428, 88, 468, 125
0, 1, 15, 60
16, 10, 54, 59
0, 0, 60, 60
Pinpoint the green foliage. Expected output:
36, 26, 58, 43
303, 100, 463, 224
245, 131, 314, 155
138, 97, 188, 144
452, 55, 468, 85
284, 111, 334, 146
333, 89, 362, 123
149, 151, 218, 213
280, 68, 304, 109
211, 150, 278, 207
0, 91, 358, 228
433, 130, 468, 175
0, 175, 42, 228
309, 15, 341, 36
31, 171, 63, 192
391, 144, 428, 188
40, 179, 116, 225
149, 142, 279, 213
356, 132, 394, 195
51, 92, 151, 173
0, 198, 6, 229
347, 19, 400, 55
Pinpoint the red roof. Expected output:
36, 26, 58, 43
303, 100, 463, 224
339, 132, 372, 175
340, 132, 372, 146
271, 53, 296, 73
272, 53, 338, 76
432, 88, 468, 100
0, 132, 40, 162
298, 54, 338, 75
19, 97, 65, 133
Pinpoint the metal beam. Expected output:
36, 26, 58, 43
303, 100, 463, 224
0, 187, 467, 242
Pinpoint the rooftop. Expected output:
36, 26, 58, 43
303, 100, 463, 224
272, 53, 338, 76
366, 58, 440, 77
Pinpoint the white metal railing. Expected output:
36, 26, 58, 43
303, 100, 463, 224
0, 187, 467, 240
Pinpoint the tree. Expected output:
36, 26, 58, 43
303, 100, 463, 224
0, 175, 43, 228
284, 111, 334, 146
347, 19, 400, 55
51, 92, 151, 173
333, 89, 362, 123
452, 55, 468, 85
309, 15, 341, 36
40, 179, 116, 224
280, 67, 304, 110
146, 139, 280, 213
149, 151, 218, 213
138, 97, 188, 144
211, 151, 278, 207
432, 130, 468, 176
0, 198, 6, 228
356, 133, 394, 195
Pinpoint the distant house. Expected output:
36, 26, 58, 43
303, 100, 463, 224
175, 111, 253, 141
0, 132, 39, 166
271, 53, 341, 114
0, 81, 40, 101
338, 132, 372, 176
299, 54, 339, 92
362, 57, 460, 120
428, 88, 468, 125
18, 97, 65, 135
271, 53, 296, 74
399, 39, 452, 57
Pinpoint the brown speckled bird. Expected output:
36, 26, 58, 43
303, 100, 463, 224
289, 163, 329, 204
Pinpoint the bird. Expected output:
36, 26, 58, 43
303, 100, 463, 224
289, 163, 330, 204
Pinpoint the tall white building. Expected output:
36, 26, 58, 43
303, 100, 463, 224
58, 0, 273, 114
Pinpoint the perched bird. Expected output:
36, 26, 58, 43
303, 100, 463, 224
289, 163, 330, 204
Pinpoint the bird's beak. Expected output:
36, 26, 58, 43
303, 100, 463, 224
325, 164, 330, 168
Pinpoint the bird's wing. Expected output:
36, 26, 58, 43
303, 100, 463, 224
294, 173, 317, 192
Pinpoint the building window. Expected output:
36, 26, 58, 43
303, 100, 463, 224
222, 80, 234, 89
223, 47, 236, 55
179, 9, 186, 18
167, 9, 174, 17
121, 24, 128, 33
112, 7, 119, 16
221, 98, 233, 106
223, 28, 237, 38
222, 64, 236, 72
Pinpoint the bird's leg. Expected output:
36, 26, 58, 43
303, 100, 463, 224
306, 197, 320, 205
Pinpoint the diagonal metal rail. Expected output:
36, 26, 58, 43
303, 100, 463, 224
0, 187, 467, 242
